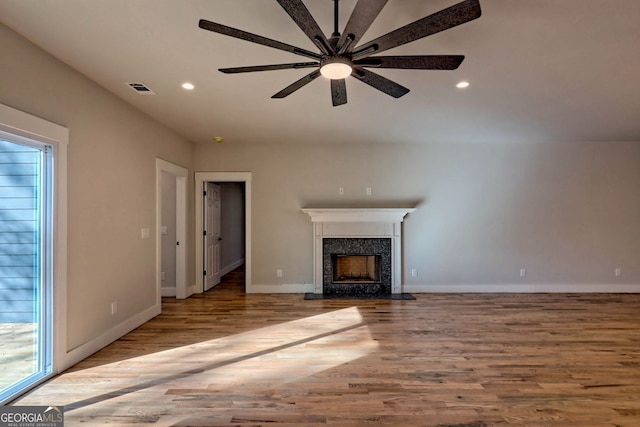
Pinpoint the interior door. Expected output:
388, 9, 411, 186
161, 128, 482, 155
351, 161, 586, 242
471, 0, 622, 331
204, 182, 221, 291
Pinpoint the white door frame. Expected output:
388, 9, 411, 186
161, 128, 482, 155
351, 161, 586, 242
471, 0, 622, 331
0, 103, 68, 396
204, 182, 222, 290
195, 172, 252, 293
156, 159, 189, 300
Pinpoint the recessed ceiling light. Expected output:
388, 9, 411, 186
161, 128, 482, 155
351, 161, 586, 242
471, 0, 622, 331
182, 82, 195, 90
456, 81, 470, 89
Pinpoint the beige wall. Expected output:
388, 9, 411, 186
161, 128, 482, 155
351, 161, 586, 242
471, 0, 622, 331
193, 140, 640, 291
0, 24, 195, 354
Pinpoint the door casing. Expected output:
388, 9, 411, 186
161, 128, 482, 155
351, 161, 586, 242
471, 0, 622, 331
195, 172, 252, 293
156, 159, 188, 299
0, 103, 68, 400
204, 182, 222, 290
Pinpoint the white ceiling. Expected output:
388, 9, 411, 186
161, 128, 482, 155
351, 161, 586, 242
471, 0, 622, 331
1, 0, 639, 145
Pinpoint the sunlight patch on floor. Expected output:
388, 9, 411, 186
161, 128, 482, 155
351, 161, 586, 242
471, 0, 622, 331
17, 307, 379, 412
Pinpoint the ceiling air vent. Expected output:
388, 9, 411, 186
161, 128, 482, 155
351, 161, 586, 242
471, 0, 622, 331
127, 82, 155, 95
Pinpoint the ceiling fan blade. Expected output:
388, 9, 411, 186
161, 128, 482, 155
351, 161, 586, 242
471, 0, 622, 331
272, 70, 321, 98
355, 55, 464, 70
352, 68, 409, 98
276, 0, 333, 55
351, 0, 481, 59
338, 0, 388, 50
199, 19, 321, 60
331, 79, 348, 107
220, 62, 319, 74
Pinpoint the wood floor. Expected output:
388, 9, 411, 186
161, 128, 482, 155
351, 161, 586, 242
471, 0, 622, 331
13, 268, 640, 426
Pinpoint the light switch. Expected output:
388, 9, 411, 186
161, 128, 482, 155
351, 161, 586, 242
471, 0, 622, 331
141, 228, 150, 239
161, 226, 168, 235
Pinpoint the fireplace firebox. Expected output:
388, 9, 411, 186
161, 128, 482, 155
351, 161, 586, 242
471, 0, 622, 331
323, 238, 391, 296
332, 254, 381, 283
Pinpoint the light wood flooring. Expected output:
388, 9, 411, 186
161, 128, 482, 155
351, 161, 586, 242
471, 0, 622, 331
12, 268, 640, 426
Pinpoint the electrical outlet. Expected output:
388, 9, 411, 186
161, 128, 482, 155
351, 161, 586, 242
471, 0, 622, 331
615, 268, 621, 277
366, 187, 372, 196
338, 187, 345, 195
161, 271, 166, 281
411, 269, 417, 277
141, 228, 150, 239
519, 268, 527, 277
111, 301, 118, 315
277, 269, 283, 278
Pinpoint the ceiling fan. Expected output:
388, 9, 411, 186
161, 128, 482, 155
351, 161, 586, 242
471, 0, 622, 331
199, 0, 481, 106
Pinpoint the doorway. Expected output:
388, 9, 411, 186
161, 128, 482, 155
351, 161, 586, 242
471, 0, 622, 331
0, 103, 68, 403
195, 172, 252, 293
204, 182, 221, 290
156, 159, 188, 300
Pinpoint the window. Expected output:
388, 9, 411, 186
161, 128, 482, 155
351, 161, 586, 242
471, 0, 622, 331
0, 103, 67, 404
0, 136, 52, 402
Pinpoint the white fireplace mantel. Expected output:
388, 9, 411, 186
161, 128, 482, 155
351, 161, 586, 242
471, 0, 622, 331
302, 207, 416, 294
301, 208, 415, 224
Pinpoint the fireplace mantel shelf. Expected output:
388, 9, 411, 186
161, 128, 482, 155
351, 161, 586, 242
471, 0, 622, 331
301, 208, 416, 223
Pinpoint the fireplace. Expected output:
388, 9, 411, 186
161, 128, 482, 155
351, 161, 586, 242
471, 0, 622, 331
302, 208, 415, 296
323, 238, 391, 296
332, 255, 381, 283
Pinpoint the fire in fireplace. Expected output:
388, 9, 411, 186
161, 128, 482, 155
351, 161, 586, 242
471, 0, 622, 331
332, 254, 381, 283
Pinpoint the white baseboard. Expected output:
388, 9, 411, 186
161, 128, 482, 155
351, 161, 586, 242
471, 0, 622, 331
220, 258, 244, 277
61, 303, 161, 371
403, 283, 640, 293
161, 286, 176, 297
249, 283, 315, 293
246, 283, 640, 294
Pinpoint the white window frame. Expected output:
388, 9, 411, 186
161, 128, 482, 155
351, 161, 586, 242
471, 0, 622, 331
0, 103, 68, 403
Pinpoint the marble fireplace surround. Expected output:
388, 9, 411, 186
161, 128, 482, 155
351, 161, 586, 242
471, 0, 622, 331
302, 208, 415, 295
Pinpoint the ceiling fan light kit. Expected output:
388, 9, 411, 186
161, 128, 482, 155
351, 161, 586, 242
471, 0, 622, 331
199, 0, 482, 106
320, 57, 353, 80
